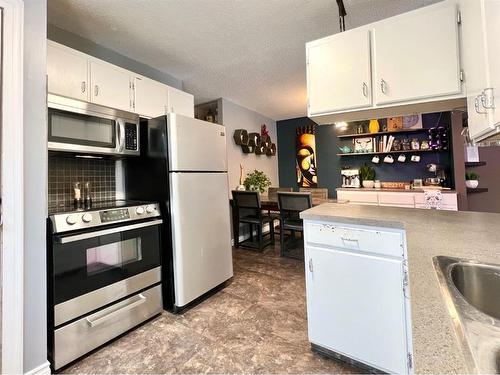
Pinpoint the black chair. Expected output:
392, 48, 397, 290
277, 192, 312, 259
232, 191, 278, 251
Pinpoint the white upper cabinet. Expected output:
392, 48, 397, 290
372, 2, 462, 105
47, 41, 195, 118
460, 0, 500, 141
47, 41, 89, 101
306, 0, 466, 123
90, 60, 133, 112
167, 87, 194, 118
307, 29, 372, 116
134, 76, 168, 118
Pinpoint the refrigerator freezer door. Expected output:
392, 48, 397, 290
167, 114, 227, 172
169, 172, 233, 308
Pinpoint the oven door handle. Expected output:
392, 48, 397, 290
86, 293, 147, 328
57, 219, 163, 244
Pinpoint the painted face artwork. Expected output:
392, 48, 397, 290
296, 126, 318, 188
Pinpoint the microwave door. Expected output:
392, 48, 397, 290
47, 105, 140, 156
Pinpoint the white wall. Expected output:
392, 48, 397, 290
23, 0, 48, 372
222, 98, 278, 193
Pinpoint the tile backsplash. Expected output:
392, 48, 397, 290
48, 155, 116, 209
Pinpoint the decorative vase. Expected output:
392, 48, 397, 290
362, 180, 375, 189
466, 180, 479, 189
368, 119, 380, 134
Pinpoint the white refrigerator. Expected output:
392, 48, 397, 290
166, 114, 233, 309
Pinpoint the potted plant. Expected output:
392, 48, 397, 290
465, 172, 479, 189
243, 169, 272, 193
360, 164, 376, 188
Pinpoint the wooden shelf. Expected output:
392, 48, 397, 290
467, 187, 488, 194
338, 128, 428, 139
337, 149, 447, 157
465, 161, 486, 167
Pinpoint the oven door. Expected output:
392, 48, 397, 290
51, 219, 162, 326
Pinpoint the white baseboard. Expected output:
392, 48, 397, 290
25, 361, 51, 375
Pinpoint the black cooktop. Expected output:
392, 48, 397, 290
48, 199, 153, 215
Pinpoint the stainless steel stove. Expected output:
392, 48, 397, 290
49, 200, 161, 233
47, 200, 163, 370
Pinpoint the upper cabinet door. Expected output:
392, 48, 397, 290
462, 0, 500, 141
483, 0, 500, 128
134, 76, 168, 118
307, 29, 372, 116
372, 3, 462, 106
167, 87, 194, 118
47, 42, 89, 101
90, 61, 132, 112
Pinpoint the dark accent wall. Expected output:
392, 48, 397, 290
467, 147, 500, 213
277, 113, 453, 198
277, 117, 342, 198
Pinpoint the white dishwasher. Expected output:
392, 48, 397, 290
304, 221, 413, 374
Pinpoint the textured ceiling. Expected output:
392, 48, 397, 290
48, 0, 441, 120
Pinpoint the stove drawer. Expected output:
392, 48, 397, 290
53, 284, 162, 370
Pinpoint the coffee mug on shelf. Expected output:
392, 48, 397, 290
383, 155, 394, 163
398, 154, 406, 163
411, 155, 421, 162
372, 155, 380, 164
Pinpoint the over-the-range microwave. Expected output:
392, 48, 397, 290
47, 94, 140, 157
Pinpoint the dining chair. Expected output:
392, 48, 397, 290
232, 191, 278, 251
277, 192, 312, 259
266, 187, 293, 235
267, 187, 293, 202
299, 187, 328, 201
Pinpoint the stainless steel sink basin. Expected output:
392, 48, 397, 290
434, 256, 500, 374
451, 262, 500, 321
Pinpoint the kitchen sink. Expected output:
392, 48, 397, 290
434, 256, 500, 374
451, 262, 500, 321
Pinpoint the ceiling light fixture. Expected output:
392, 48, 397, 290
336, 0, 347, 32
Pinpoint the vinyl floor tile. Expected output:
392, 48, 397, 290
63, 245, 362, 374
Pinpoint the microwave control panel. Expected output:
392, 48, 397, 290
125, 123, 138, 151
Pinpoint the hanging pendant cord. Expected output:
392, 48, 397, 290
336, 0, 347, 32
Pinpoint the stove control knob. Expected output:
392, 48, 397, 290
66, 215, 77, 225
82, 213, 93, 223
136, 206, 145, 215
146, 205, 156, 214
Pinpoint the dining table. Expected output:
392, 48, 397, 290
229, 193, 349, 243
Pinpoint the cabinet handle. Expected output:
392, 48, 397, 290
481, 88, 495, 109
475, 95, 487, 114
362, 82, 368, 97
94, 85, 99, 97
380, 79, 387, 94
308, 259, 313, 273
81, 81, 86, 93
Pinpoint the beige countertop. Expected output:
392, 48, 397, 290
336, 187, 458, 194
300, 203, 500, 374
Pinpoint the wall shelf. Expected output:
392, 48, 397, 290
467, 187, 488, 194
337, 149, 447, 157
465, 161, 486, 167
338, 128, 428, 139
